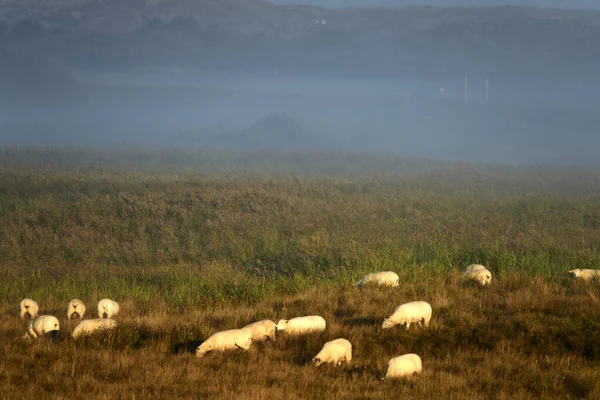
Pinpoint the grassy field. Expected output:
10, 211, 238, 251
1, 148, 600, 399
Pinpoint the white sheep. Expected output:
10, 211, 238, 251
464, 264, 487, 275
569, 269, 600, 282
464, 265, 492, 286
72, 318, 117, 339
356, 271, 400, 288
312, 338, 352, 367
67, 299, 86, 320
384, 353, 422, 379
242, 319, 277, 341
196, 328, 254, 357
19, 298, 39, 321
382, 301, 432, 330
97, 298, 119, 319
276, 315, 326, 336
24, 315, 60, 339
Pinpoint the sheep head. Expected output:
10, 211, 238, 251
381, 318, 395, 329
275, 319, 288, 331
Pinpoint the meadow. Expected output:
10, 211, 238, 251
1, 147, 600, 399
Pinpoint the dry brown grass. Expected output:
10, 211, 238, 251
2, 277, 600, 399
2, 151, 600, 398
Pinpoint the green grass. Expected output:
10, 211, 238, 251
2, 147, 600, 398
0, 147, 599, 309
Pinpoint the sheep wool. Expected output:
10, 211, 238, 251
19, 298, 39, 321
463, 264, 487, 275
196, 329, 254, 357
242, 319, 277, 341
276, 315, 326, 336
67, 299, 86, 320
97, 298, 120, 319
356, 271, 400, 288
385, 353, 422, 379
72, 318, 117, 339
569, 269, 600, 282
382, 301, 432, 330
24, 315, 60, 339
464, 265, 492, 286
313, 338, 352, 367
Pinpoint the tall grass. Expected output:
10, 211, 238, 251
1, 149, 599, 308
2, 148, 600, 398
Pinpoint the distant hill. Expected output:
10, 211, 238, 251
1, 0, 600, 84
209, 113, 326, 149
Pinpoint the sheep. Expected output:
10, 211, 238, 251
24, 315, 60, 339
464, 264, 487, 275
357, 271, 400, 288
569, 269, 600, 282
72, 318, 117, 339
67, 299, 86, 320
382, 301, 432, 330
242, 319, 277, 341
276, 315, 326, 336
19, 298, 39, 321
312, 338, 352, 367
97, 298, 119, 319
464, 265, 493, 286
196, 329, 254, 357
384, 353, 422, 379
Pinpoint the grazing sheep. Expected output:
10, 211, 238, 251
276, 315, 326, 336
569, 269, 600, 282
67, 299, 86, 320
72, 318, 117, 339
97, 298, 119, 319
196, 329, 254, 357
384, 353, 422, 379
357, 271, 400, 288
19, 298, 39, 321
313, 338, 352, 367
242, 319, 277, 341
24, 315, 60, 339
382, 301, 432, 330
464, 265, 493, 286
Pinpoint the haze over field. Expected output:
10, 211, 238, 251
269, 0, 600, 9
4, 3, 600, 399
1, 0, 599, 164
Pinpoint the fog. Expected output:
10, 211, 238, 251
270, 0, 600, 9
1, 0, 600, 165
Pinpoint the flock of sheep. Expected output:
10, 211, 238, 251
17, 264, 598, 380
20, 297, 119, 340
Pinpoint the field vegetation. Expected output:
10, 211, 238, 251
1, 148, 600, 399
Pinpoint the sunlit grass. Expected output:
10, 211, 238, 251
2, 148, 600, 398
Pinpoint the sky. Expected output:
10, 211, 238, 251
268, 0, 600, 9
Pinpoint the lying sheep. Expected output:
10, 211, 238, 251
97, 298, 119, 319
384, 353, 422, 379
276, 315, 326, 336
242, 319, 277, 341
464, 265, 492, 286
313, 338, 352, 367
382, 301, 432, 330
67, 299, 86, 320
24, 315, 60, 339
569, 269, 600, 282
19, 298, 39, 321
357, 271, 400, 288
196, 329, 254, 357
72, 318, 117, 339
